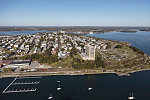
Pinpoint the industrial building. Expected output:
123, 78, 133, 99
0, 60, 31, 68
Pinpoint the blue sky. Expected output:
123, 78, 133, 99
0, 0, 150, 26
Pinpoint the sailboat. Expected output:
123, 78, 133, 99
48, 93, 52, 99
57, 80, 60, 83
128, 92, 135, 100
88, 87, 93, 91
57, 85, 61, 91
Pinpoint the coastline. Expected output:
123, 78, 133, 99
1, 67, 150, 78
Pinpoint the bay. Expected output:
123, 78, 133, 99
86, 31, 150, 55
0, 31, 55, 35
0, 71, 150, 100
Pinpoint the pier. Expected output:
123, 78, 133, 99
3, 88, 37, 93
12, 81, 40, 85
2, 78, 17, 93
2, 77, 40, 94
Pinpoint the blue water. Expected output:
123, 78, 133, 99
0, 31, 55, 35
1, 71, 150, 100
86, 31, 150, 55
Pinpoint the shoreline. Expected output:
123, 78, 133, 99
1, 67, 150, 78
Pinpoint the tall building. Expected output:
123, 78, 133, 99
82, 44, 95, 60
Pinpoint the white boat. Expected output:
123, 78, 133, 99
48, 93, 52, 99
128, 93, 135, 100
88, 87, 92, 91
57, 85, 61, 91
89, 32, 94, 34
57, 80, 60, 83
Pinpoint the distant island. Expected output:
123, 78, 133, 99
0, 27, 150, 78
116, 30, 137, 33
0, 26, 150, 34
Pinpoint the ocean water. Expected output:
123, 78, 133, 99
1, 71, 150, 100
0, 31, 54, 35
86, 31, 150, 55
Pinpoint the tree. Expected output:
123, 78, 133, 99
95, 57, 105, 68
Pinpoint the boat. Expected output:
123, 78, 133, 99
57, 85, 61, 90
57, 80, 60, 83
48, 93, 53, 99
128, 92, 135, 100
88, 87, 92, 91
89, 32, 94, 34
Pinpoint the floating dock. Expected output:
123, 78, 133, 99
2, 77, 40, 94
2, 78, 17, 93
12, 81, 40, 85
3, 88, 37, 93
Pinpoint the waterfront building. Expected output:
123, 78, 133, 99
1, 60, 31, 68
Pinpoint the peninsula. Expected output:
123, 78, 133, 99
0, 30, 150, 78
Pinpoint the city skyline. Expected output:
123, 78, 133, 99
0, 0, 150, 26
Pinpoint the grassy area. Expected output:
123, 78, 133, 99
51, 57, 73, 68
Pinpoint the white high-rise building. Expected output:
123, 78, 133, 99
82, 44, 95, 60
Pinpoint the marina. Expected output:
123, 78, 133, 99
2, 77, 41, 94
1, 72, 150, 100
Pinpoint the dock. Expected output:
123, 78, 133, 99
3, 88, 37, 93
2, 77, 40, 94
2, 78, 17, 93
12, 81, 40, 85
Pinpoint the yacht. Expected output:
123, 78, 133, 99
48, 93, 52, 99
88, 87, 92, 91
57, 80, 60, 83
57, 85, 61, 91
128, 93, 135, 100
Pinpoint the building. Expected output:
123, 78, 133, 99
1, 60, 31, 68
82, 44, 95, 60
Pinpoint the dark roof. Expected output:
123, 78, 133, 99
9, 61, 31, 64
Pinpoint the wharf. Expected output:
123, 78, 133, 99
2, 77, 40, 94
3, 88, 37, 93
12, 81, 40, 85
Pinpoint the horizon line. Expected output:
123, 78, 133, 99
0, 25, 150, 27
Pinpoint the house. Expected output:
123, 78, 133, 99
14, 44, 19, 48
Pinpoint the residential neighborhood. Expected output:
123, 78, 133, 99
0, 31, 149, 77
0, 32, 109, 60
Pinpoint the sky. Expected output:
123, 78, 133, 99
0, 0, 150, 26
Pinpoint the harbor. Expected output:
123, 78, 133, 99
2, 77, 41, 94
1, 71, 150, 100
